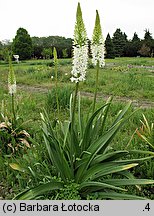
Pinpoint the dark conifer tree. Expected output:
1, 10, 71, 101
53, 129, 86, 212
112, 28, 127, 57
105, 33, 115, 58
143, 29, 153, 56
132, 32, 141, 56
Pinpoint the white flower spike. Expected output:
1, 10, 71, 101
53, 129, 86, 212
91, 10, 105, 68
71, 2, 88, 83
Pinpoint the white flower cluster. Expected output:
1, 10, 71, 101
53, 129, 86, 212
8, 82, 16, 95
70, 44, 88, 83
91, 38, 105, 68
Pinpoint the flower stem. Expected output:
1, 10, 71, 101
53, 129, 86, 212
71, 82, 79, 125
92, 61, 99, 112
70, 82, 79, 175
11, 93, 16, 126
55, 60, 60, 118
53, 47, 60, 119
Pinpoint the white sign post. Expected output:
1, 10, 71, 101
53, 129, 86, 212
13, 55, 19, 63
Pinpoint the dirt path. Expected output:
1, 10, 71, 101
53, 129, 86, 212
16, 84, 154, 109
17, 83, 48, 93
1, 82, 153, 109
81, 92, 154, 109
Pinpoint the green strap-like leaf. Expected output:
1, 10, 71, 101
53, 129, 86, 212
81, 103, 109, 152
130, 150, 154, 156
100, 97, 113, 135
76, 103, 137, 183
79, 181, 126, 192
102, 179, 154, 186
113, 156, 154, 163
41, 112, 73, 180
76, 120, 122, 183
14, 181, 64, 200
96, 192, 147, 200
82, 163, 138, 182
111, 101, 132, 127
91, 151, 129, 165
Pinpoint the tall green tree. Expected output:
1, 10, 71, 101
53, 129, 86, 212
105, 33, 115, 58
12, 28, 32, 60
143, 29, 153, 56
112, 28, 127, 57
132, 32, 141, 56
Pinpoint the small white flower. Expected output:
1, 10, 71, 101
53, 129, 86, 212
51, 76, 54, 79
71, 44, 88, 83
91, 43, 105, 67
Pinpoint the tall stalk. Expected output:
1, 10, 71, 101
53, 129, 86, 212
69, 2, 88, 174
53, 47, 60, 118
92, 61, 99, 112
71, 82, 79, 125
91, 10, 105, 113
11, 93, 16, 125
8, 56, 17, 126
70, 82, 79, 176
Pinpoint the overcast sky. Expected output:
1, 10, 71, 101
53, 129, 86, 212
0, 0, 154, 41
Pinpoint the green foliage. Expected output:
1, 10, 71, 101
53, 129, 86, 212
46, 86, 73, 111
41, 48, 52, 59
12, 28, 32, 60
136, 114, 154, 150
14, 98, 154, 200
32, 36, 72, 59
55, 180, 81, 200
62, 48, 68, 58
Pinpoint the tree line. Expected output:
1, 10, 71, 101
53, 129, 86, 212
105, 28, 154, 58
0, 27, 154, 61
